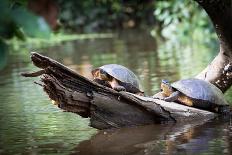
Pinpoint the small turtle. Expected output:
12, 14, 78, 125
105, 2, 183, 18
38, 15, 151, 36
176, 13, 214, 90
92, 64, 144, 95
154, 78, 229, 113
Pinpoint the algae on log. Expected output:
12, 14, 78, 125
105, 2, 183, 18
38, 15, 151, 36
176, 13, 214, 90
22, 52, 216, 129
195, 0, 232, 93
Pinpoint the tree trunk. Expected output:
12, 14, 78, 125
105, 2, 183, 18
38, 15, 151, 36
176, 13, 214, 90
195, 0, 232, 93
22, 52, 216, 129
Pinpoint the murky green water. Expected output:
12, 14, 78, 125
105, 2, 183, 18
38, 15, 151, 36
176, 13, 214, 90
1, 30, 232, 154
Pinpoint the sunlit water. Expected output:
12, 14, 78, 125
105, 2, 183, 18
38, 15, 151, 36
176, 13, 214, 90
1, 30, 232, 154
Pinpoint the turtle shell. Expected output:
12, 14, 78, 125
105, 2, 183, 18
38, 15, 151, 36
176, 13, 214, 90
171, 78, 228, 106
94, 64, 141, 91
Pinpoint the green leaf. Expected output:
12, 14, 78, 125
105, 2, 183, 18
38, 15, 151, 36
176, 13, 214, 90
11, 7, 51, 39
0, 0, 13, 39
14, 27, 26, 41
154, 8, 162, 16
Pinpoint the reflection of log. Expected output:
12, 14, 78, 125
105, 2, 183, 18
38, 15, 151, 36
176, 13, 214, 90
72, 118, 230, 155
22, 52, 216, 129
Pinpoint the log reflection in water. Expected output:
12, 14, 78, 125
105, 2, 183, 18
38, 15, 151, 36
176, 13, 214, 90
72, 118, 230, 155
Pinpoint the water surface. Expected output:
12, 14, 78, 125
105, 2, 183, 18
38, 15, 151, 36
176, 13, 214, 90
0, 30, 232, 154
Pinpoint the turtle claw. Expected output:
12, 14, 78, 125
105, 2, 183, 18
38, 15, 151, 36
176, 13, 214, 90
152, 92, 165, 99
152, 96, 163, 100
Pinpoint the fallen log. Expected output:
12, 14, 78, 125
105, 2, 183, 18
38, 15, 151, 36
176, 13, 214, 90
22, 52, 217, 129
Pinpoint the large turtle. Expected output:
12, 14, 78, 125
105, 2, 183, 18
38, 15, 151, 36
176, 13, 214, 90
92, 64, 144, 95
154, 78, 229, 113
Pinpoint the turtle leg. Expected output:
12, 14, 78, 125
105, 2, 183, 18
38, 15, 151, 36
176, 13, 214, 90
110, 78, 126, 91
135, 92, 144, 96
114, 85, 126, 91
93, 78, 111, 88
163, 91, 180, 102
152, 92, 165, 99
217, 105, 230, 114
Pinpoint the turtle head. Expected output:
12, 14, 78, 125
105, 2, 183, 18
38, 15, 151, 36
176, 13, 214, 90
92, 68, 112, 81
99, 69, 112, 81
161, 79, 174, 97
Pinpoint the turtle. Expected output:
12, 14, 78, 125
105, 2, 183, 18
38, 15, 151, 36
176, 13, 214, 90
154, 78, 229, 113
92, 64, 144, 95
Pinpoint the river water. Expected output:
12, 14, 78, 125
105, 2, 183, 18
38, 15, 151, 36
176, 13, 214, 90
0, 30, 232, 154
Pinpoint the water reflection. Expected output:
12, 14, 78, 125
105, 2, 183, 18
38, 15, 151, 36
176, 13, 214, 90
72, 118, 231, 155
0, 49, 8, 71
0, 30, 232, 154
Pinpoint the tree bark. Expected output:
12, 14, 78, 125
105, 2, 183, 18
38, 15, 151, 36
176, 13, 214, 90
22, 52, 216, 129
195, 0, 232, 93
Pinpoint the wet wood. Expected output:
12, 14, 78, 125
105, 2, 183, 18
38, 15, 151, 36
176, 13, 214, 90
22, 52, 216, 129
